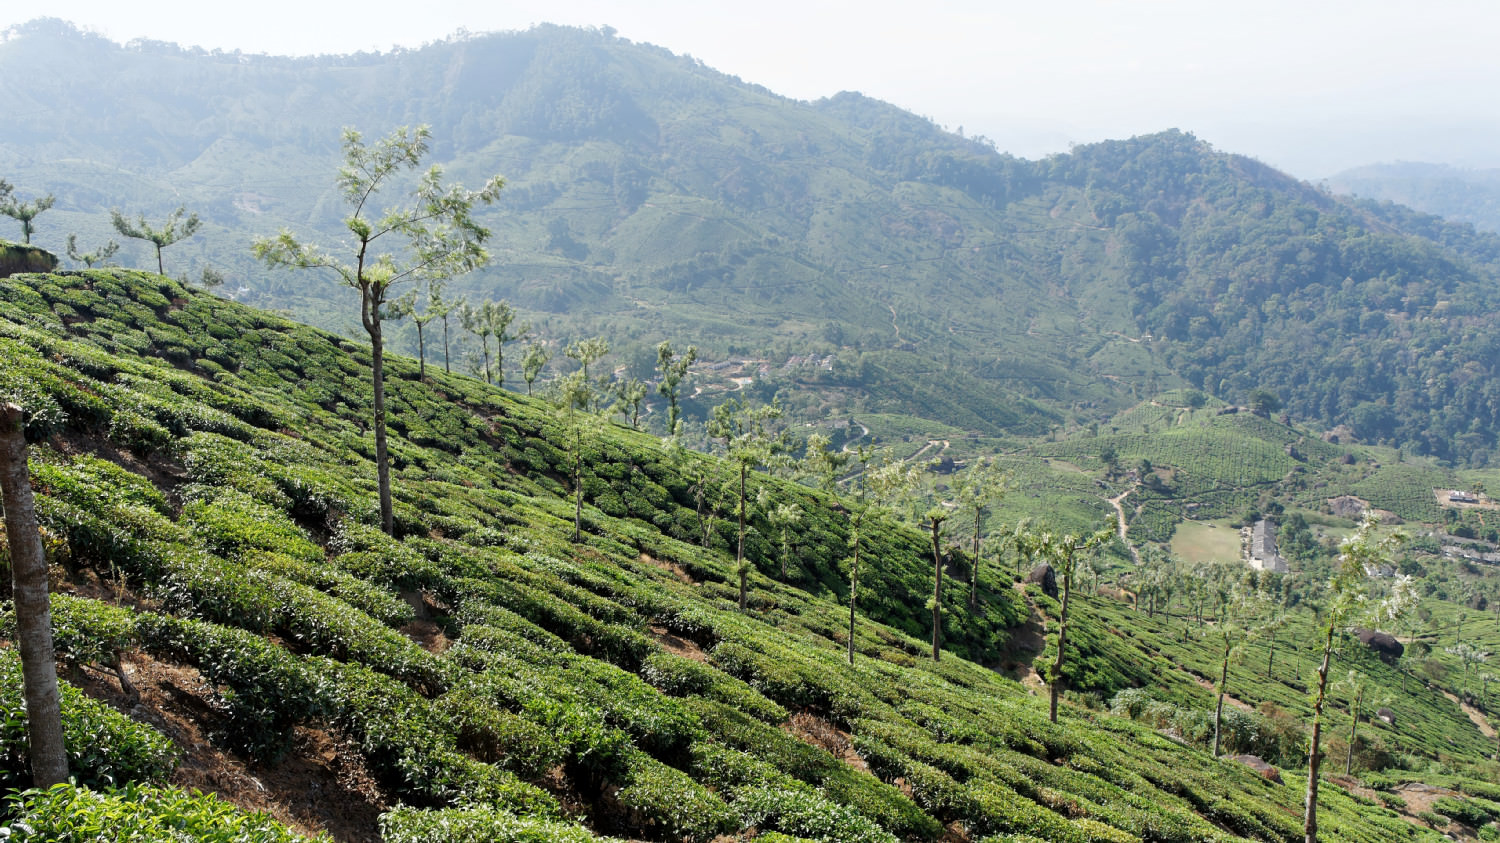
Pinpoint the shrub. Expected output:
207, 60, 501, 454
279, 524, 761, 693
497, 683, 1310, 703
612, 748, 735, 841
0, 782, 322, 842
0, 650, 175, 791
733, 786, 898, 843
379, 806, 611, 843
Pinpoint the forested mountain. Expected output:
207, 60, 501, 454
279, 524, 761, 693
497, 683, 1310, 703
1326, 162, 1500, 235
5, 19, 1500, 463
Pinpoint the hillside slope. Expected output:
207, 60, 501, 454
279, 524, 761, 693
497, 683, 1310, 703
6, 21, 1500, 461
0, 269, 1479, 841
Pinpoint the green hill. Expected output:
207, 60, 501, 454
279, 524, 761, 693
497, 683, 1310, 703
7, 21, 1500, 463
1, 268, 1497, 841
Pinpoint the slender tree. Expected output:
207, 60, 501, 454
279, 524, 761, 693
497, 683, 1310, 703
767, 498, 803, 580
522, 341, 551, 396
708, 397, 787, 611
566, 337, 611, 410
1336, 671, 1369, 776
0, 404, 67, 786
1211, 589, 1271, 757
1043, 527, 1114, 723
458, 300, 496, 384
555, 370, 600, 543
389, 280, 443, 380
488, 300, 529, 388
435, 290, 459, 373
65, 233, 120, 268
1303, 515, 1413, 843
112, 206, 202, 275
253, 125, 503, 535
854, 451, 920, 663
1, 188, 55, 244
613, 377, 648, 429
656, 341, 698, 435
955, 457, 1008, 609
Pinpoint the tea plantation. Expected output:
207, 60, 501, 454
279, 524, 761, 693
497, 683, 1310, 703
0, 269, 1489, 840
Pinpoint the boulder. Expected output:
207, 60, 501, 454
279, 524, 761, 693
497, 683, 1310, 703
1026, 563, 1058, 600
1228, 754, 1282, 784
1376, 707, 1396, 727
1353, 628, 1403, 662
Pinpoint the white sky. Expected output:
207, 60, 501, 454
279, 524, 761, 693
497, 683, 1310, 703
7, 0, 1500, 177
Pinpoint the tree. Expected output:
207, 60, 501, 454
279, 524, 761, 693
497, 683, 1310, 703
458, 300, 496, 384
1335, 671, 1369, 776
522, 342, 551, 396
1302, 515, 1413, 843
613, 378, 648, 429
956, 458, 1008, 609
112, 206, 202, 275
709, 397, 788, 611
0, 404, 67, 786
0, 187, 55, 245
766, 497, 803, 580
1042, 527, 1113, 723
853, 451, 920, 664
65, 233, 120, 268
487, 300, 529, 388
1446, 643, 1490, 701
253, 125, 503, 535
1211, 588, 1271, 757
434, 290, 459, 374
555, 370, 601, 543
388, 280, 444, 379
566, 337, 611, 410
800, 432, 848, 493
656, 342, 698, 435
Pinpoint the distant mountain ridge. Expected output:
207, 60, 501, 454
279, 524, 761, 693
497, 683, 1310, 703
5, 19, 1500, 463
1325, 161, 1500, 234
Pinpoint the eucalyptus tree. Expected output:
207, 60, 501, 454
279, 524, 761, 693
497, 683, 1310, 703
765, 496, 803, 580
955, 457, 1009, 609
1302, 515, 1413, 843
389, 280, 444, 379
800, 432, 848, 493
1334, 671, 1374, 776
488, 300, 529, 388
708, 397, 788, 611
253, 125, 503, 535
853, 451, 920, 663
613, 377, 648, 429
0, 404, 66, 786
458, 300, 496, 384
522, 341, 551, 396
555, 369, 602, 543
1042, 527, 1114, 724
566, 337, 611, 410
112, 205, 202, 275
656, 341, 697, 434
65, 233, 119, 268
1210, 588, 1272, 757
1, 187, 55, 244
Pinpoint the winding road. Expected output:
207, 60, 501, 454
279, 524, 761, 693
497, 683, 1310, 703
1107, 482, 1142, 565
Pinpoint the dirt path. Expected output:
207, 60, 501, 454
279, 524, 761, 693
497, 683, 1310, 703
840, 421, 870, 453
1001, 583, 1048, 695
1107, 483, 1141, 565
888, 304, 903, 345
1442, 689, 1498, 739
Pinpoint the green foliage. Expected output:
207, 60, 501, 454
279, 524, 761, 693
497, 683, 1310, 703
0, 783, 322, 842
0, 649, 175, 791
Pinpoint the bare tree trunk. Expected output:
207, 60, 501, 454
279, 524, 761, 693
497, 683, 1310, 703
416, 322, 426, 380
573, 429, 583, 544
1213, 636, 1230, 758
0, 403, 68, 787
1050, 564, 1072, 724
365, 305, 394, 536
930, 520, 943, 662
1304, 624, 1335, 843
1345, 684, 1362, 776
969, 509, 981, 609
848, 521, 860, 666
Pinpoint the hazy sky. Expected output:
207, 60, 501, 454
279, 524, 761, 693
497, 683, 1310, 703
6, 0, 1499, 177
